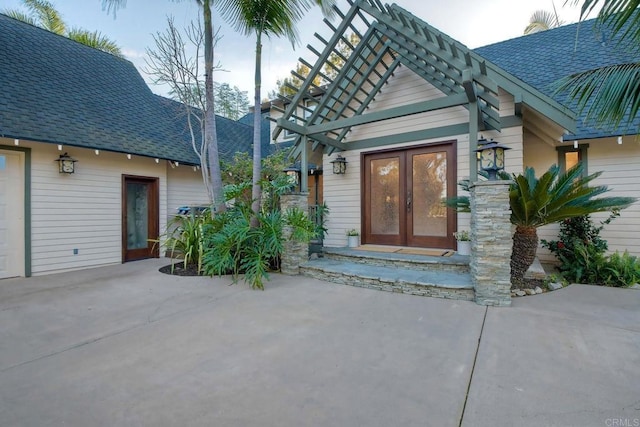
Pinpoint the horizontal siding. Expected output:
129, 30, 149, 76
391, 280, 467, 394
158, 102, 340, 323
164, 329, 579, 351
19, 141, 168, 275
166, 166, 210, 219
524, 135, 640, 262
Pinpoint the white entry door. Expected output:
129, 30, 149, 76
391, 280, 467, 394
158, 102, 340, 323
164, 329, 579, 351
0, 150, 25, 279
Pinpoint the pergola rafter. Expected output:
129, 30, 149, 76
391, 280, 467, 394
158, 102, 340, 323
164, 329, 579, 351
275, 0, 576, 184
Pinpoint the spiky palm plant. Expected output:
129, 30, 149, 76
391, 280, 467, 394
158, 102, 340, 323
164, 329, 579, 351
509, 164, 634, 287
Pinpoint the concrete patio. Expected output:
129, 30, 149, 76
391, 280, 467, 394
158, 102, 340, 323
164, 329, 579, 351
0, 259, 638, 426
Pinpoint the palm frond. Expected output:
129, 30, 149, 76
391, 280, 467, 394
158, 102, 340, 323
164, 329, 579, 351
23, 0, 66, 34
510, 165, 636, 227
2, 10, 37, 26
555, 62, 640, 131
524, 9, 564, 34
67, 28, 123, 57
571, 0, 640, 45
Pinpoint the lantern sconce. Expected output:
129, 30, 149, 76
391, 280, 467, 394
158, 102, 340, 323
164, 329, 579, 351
474, 137, 511, 180
330, 155, 348, 175
283, 164, 301, 186
56, 152, 77, 174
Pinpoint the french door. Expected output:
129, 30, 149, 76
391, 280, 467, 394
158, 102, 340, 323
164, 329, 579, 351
362, 142, 456, 249
122, 175, 159, 262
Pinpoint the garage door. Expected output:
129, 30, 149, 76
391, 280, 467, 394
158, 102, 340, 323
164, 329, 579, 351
0, 150, 24, 279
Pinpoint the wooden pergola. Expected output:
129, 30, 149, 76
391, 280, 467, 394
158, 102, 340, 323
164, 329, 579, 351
273, 0, 575, 191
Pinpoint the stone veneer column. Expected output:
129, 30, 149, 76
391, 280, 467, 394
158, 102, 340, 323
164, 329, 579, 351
470, 181, 512, 306
280, 192, 309, 275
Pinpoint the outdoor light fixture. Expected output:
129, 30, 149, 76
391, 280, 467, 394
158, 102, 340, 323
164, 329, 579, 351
330, 155, 348, 175
475, 137, 511, 180
56, 152, 77, 174
283, 164, 301, 186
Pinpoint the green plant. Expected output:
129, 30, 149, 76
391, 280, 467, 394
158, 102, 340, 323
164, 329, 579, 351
201, 178, 317, 290
601, 251, 640, 287
154, 209, 212, 274
454, 230, 470, 241
346, 228, 359, 236
543, 273, 568, 289
542, 212, 640, 286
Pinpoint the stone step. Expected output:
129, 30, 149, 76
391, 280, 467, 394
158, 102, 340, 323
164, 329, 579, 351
301, 258, 474, 301
322, 247, 470, 274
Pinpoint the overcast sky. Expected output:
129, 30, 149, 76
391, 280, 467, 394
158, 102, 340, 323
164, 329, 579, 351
3, 0, 589, 98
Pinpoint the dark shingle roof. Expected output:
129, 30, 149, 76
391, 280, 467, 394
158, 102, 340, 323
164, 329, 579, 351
0, 14, 256, 165
475, 17, 640, 139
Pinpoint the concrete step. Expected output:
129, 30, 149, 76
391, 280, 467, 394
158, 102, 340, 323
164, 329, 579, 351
323, 247, 470, 274
301, 258, 474, 301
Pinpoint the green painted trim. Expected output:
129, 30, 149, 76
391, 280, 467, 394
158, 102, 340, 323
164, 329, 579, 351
308, 92, 469, 135
346, 123, 469, 151
501, 115, 523, 128
557, 143, 589, 176
0, 145, 31, 277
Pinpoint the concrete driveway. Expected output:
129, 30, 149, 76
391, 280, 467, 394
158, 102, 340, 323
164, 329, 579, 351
0, 259, 638, 427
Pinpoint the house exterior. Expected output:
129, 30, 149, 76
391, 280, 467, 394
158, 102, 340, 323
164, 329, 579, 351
0, 14, 260, 278
272, 0, 640, 262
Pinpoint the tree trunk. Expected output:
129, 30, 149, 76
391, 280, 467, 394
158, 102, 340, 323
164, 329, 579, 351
203, 0, 225, 213
250, 32, 262, 227
510, 225, 538, 289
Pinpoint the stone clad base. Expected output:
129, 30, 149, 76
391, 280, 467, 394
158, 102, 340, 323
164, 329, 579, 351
470, 181, 513, 306
281, 192, 309, 276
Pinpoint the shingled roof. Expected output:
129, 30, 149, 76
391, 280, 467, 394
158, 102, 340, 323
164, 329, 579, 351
475, 17, 640, 140
0, 14, 254, 165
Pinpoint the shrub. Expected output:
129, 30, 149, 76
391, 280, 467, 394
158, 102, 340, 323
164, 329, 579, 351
201, 177, 318, 290
542, 212, 640, 286
155, 210, 211, 274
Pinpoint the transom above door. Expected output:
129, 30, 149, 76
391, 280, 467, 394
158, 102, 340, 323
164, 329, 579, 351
362, 142, 457, 249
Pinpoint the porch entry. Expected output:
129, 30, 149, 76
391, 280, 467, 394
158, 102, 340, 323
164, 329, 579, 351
362, 142, 456, 249
0, 149, 25, 278
122, 175, 159, 262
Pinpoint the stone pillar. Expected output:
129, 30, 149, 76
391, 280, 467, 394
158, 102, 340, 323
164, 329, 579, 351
470, 181, 512, 306
281, 192, 309, 275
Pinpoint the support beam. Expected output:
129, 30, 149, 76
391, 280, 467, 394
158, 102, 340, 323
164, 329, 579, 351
469, 101, 479, 180
300, 135, 308, 192
347, 123, 471, 151
307, 92, 469, 135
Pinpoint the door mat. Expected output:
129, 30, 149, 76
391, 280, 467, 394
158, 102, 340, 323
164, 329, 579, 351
356, 246, 454, 257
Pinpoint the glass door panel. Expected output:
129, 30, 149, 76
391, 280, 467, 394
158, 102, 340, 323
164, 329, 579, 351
370, 158, 400, 235
126, 182, 149, 250
411, 151, 448, 237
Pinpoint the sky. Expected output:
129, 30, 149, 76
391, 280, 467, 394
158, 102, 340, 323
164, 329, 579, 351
2, 0, 589, 98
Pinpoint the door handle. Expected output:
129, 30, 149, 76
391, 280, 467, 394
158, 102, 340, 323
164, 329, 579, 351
407, 191, 412, 212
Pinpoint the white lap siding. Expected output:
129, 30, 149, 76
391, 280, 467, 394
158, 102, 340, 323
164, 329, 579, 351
15, 140, 168, 275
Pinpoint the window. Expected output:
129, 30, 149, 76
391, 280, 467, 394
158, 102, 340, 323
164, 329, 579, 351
557, 144, 588, 176
283, 117, 296, 139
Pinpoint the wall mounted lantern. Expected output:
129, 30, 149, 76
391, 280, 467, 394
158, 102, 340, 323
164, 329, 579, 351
56, 152, 77, 174
330, 155, 348, 175
283, 164, 301, 186
475, 138, 511, 180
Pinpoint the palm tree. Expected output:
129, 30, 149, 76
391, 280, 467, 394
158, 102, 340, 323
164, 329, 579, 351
524, 9, 564, 34
103, 0, 226, 213
217, 0, 335, 222
556, 0, 640, 131
509, 165, 634, 287
4, 0, 123, 57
